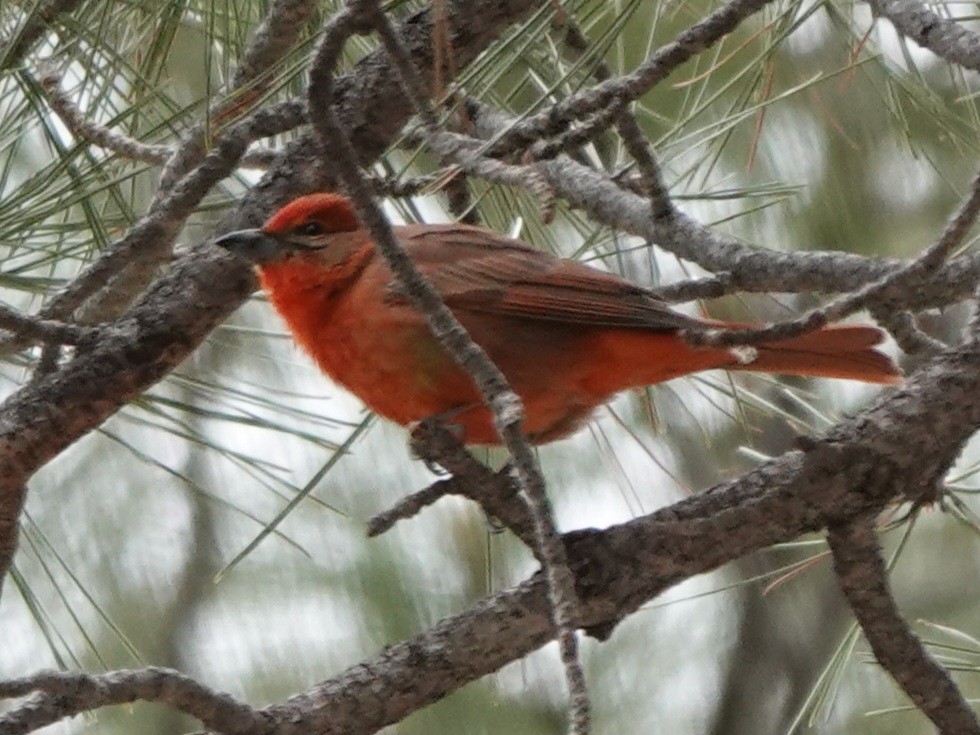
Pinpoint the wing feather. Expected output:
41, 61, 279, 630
390, 224, 698, 332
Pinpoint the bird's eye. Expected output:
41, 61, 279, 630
296, 221, 325, 237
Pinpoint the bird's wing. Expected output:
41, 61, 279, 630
388, 224, 700, 331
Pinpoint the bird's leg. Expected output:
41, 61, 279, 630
370, 417, 534, 545
408, 404, 478, 475
405, 418, 537, 546
485, 510, 507, 535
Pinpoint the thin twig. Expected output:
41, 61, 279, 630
484, 0, 777, 159
0, 668, 272, 735
37, 69, 277, 169
680, 167, 980, 348
156, 0, 318, 194
0, 0, 82, 71
403, 114, 480, 223
827, 519, 980, 735
0, 99, 307, 359
366, 421, 536, 545
307, 3, 589, 733
367, 480, 453, 536
0, 304, 95, 346
552, 16, 672, 218
870, 307, 946, 356
444, 173, 478, 223
407, 122, 557, 221
369, 172, 440, 197
652, 272, 736, 302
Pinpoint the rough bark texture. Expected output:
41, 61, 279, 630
263, 343, 980, 734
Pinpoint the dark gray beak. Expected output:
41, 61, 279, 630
213, 228, 284, 264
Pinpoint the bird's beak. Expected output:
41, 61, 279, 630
213, 228, 285, 264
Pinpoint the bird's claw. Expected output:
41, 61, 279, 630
422, 456, 449, 477
485, 514, 506, 535
409, 415, 467, 475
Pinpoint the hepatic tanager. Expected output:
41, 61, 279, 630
216, 193, 900, 445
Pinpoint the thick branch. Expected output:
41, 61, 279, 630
3, 325, 980, 735
258, 342, 980, 735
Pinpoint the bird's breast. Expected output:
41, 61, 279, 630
277, 273, 479, 426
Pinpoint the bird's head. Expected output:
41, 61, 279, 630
214, 193, 363, 267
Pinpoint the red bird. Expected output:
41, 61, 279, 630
216, 193, 901, 445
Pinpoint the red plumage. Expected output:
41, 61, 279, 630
237, 193, 902, 444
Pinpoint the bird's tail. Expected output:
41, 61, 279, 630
725, 324, 902, 384
592, 323, 902, 392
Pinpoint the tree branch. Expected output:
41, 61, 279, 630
870, 0, 980, 72
871, 307, 947, 356
680, 166, 980, 348
485, 0, 778, 158
36, 69, 277, 169
827, 518, 980, 734
155, 0, 318, 195
0, 305, 95, 347
3, 1, 980, 732
367, 421, 535, 547
8, 333, 978, 735
0, 0, 82, 71
551, 15, 672, 217
0, 98, 308, 364
467, 99, 980, 309
0, 668, 272, 735
3, 292, 980, 735
264, 343, 980, 734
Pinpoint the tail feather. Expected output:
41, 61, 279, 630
763, 324, 887, 353
731, 324, 902, 385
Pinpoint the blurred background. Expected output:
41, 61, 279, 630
1, 0, 978, 733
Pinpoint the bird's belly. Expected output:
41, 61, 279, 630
294, 299, 621, 444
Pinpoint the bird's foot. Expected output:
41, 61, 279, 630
409, 410, 471, 475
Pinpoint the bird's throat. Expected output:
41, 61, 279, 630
258, 260, 363, 357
